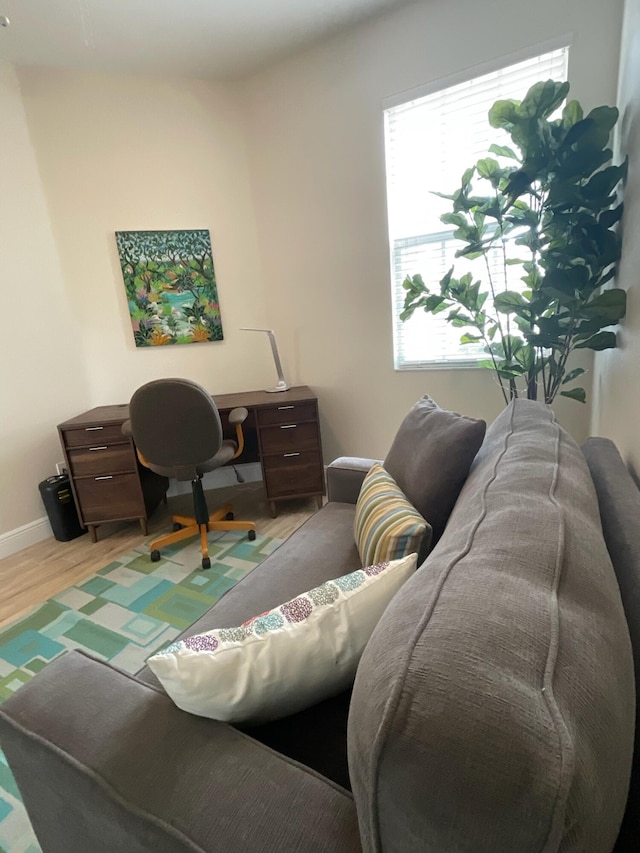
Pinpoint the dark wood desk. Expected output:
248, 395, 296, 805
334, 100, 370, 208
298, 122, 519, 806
57, 386, 325, 542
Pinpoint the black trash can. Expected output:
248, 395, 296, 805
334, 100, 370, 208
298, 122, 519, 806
38, 474, 86, 542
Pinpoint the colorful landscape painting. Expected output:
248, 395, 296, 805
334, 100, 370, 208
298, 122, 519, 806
116, 229, 223, 347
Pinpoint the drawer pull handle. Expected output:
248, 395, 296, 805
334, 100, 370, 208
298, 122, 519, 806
280, 424, 297, 430
85, 426, 104, 431
284, 452, 300, 458
89, 446, 108, 451
95, 475, 113, 481
278, 405, 295, 410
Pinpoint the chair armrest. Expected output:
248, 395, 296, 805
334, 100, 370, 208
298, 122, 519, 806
326, 457, 378, 504
0, 650, 360, 853
228, 406, 248, 425
228, 408, 249, 459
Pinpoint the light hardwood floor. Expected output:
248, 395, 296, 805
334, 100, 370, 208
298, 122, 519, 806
0, 482, 317, 630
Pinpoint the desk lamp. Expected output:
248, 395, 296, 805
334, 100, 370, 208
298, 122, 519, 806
240, 328, 290, 392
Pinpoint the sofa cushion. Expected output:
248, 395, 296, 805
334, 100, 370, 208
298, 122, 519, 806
354, 463, 431, 566
582, 437, 640, 853
349, 399, 635, 853
148, 554, 417, 724
383, 394, 486, 541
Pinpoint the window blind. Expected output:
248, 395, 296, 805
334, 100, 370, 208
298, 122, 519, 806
385, 46, 569, 368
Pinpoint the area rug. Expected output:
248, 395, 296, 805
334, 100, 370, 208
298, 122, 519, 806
0, 531, 281, 853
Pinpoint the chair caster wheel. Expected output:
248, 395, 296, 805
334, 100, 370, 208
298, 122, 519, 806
173, 522, 183, 532
150, 550, 161, 562
225, 512, 234, 520
202, 557, 211, 570
248, 530, 256, 541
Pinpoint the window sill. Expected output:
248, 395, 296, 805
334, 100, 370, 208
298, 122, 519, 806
394, 360, 484, 371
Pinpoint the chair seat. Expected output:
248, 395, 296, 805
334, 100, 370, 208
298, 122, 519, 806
149, 439, 237, 481
199, 440, 237, 476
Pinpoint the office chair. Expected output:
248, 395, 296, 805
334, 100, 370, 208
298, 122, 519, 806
123, 378, 256, 570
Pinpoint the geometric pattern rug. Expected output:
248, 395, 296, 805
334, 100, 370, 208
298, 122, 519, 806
0, 531, 281, 853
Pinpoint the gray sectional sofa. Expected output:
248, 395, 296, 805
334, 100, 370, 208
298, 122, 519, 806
1, 399, 639, 853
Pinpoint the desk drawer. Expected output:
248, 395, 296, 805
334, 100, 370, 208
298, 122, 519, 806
258, 402, 316, 427
68, 443, 135, 477
263, 452, 324, 498
74, 473, 142, 522
63, 423, 126, 447
259, 422, 319, 455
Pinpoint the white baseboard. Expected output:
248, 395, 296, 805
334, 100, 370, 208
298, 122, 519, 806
0, 516, 52, 560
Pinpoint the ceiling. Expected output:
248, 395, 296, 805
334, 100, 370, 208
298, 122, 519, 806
0, 0, 412, 80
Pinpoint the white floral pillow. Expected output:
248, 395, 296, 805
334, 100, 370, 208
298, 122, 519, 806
147, 553, 417, 725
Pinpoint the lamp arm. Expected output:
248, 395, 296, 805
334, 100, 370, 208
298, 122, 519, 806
266, 331, 287, 387
239, 327, 291, 392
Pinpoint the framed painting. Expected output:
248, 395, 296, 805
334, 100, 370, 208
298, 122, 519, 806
115, 229, 223, 347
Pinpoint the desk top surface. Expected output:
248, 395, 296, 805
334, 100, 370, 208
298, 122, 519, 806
58, 385, 317, 429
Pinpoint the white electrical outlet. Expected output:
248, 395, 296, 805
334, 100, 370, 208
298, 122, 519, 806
55, 461, 67, 476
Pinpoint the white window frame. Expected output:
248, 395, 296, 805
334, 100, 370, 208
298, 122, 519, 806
384, 40, 570, 370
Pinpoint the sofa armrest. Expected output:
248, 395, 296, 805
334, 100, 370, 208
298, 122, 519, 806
0, 650, 360, 853
326, 457, 378, 504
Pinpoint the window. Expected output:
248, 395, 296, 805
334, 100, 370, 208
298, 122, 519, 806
384, 46, 569, 368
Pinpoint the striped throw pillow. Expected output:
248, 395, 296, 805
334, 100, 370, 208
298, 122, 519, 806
354, 463, 432, 566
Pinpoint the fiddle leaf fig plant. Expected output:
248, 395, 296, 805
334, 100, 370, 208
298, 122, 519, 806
401, 80, 626, 405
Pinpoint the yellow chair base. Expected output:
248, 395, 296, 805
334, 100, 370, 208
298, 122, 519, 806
149, 502, 256, 564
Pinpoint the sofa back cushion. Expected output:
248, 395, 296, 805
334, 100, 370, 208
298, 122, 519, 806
383, 395, 486, 542
349, 400, 635, 853
581, 437, 640, 853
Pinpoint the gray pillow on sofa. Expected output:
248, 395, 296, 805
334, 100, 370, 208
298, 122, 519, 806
383, 395, 486, 541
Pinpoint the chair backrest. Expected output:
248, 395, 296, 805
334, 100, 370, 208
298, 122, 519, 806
128, 378, 223, 480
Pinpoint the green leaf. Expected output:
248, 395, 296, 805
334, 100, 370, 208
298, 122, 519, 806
493, 291, 528, 314
520, 80, 570, 120
488, 143, 519, 161
440, 267, 454, 291
504, 169, 534, 199
563, 107, 618, 152
560, 387, 587, 403
440, 212, 468, 228
432, 190, 456, 201
562, 99, 583, 129
462, 165, 475, 183
476, 157, 504, 187
488, 98, 521, 130
562, 367, 586, 385
574, 331, 617, 350
583, 165, 626, 201
599, 204, 623, 229
423, 294, 447, 312
496, 365, 526, 378
542, 267, 589, 300
586, 105, 619, 135
582, 288, 626, 322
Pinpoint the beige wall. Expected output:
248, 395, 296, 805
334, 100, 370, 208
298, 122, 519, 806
592, 0, 640, 473
0, 64, 91, 538
241, 0, 623, 461
1, 66, 271, 544
1, 0, 627, 544
17, 68, 271, 404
